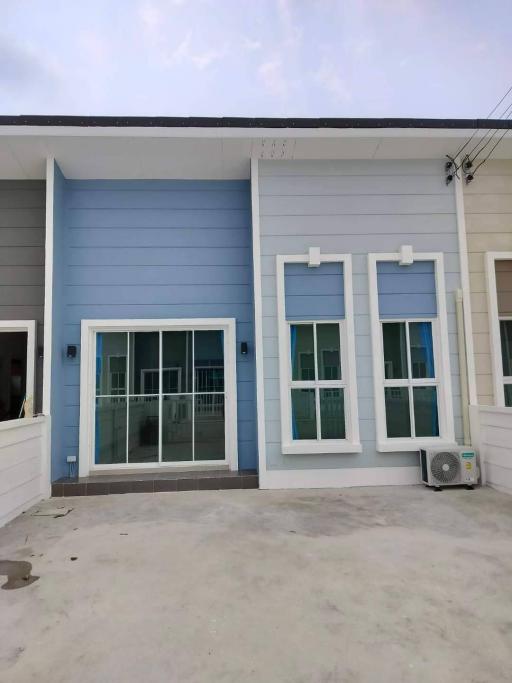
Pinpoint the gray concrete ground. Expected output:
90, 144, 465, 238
1, 486, 512, 683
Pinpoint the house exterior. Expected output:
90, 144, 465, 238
0, 116, 511, 502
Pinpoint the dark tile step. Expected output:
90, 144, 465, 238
51, 471, 258, 497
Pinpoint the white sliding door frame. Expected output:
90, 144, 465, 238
0, 320, 36, 419
79, 318, 238, 477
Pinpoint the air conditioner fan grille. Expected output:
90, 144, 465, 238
430, 451, 460, 484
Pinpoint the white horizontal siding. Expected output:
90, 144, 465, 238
472, 406, 512, 494
0, 416, 48, 528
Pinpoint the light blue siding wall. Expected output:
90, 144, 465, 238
284, 262, 344, 320
258, 159, 463, 471
377, 261, 437, 318
51, 178, 256, 479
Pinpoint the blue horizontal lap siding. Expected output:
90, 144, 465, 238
377, 261, 437, 319
53, 179, 256, 478
285, 262, 344, 320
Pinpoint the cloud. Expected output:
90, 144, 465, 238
242, 36, 262, 51
0, 35, 60, 91
313, 60, 352, 103
258, 59, 288, 97
277, 0, 302, 47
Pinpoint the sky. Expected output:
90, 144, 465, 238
0, 0, 511, 118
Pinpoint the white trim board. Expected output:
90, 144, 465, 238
367, 251, 456, 452
251, 158, 267, 481
79, 318, 238, 478
260, 466, 421, 490
485, 252, 512, 407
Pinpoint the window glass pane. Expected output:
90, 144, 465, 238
194, 394, 225, 460
316, 324, 341, 380
500, 320, 512, 376
291, 325, 315, 381
162, 395, 192, 461
96, 332, 127, 396
320, 388, 345, 439
382, 323, 408, 379
384, 387, 411, 437
95, 397, 126, 464
128, 396, 159, 462
409, 322, 435, 378
505, 385, 512, 407
195, 331, 224, 392
0, 331, 28, 421
291, 388, 317, 439
413, 386, 439, 437
162, 331, 192, 393
129, 332, 159, 395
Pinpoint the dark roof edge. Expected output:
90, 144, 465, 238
1, 115, 512, 130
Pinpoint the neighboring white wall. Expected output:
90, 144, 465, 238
471, 405, 512, 494
0, 416, 49, 528
464, 160, 512, 405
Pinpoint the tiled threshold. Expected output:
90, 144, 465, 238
51, 469, 258, 496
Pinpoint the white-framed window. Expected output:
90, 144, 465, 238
0, 320, 36, 421
79, 319, 238, 476
276, 253, 361, 455
486, 252, 512, 407
368, 251, 455, 452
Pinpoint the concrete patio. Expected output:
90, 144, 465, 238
1, 485, 512, 682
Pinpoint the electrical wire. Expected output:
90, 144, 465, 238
452, 83, 512, 160
472, 127, 511, 174
466, 101, 512, 161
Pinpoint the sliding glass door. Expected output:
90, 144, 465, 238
94, 328, 226, 466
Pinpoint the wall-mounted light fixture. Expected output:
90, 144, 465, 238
66, 345, 77, 359
240, 342, 248, 355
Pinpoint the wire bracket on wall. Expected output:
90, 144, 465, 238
462, 155, 474, 185
444, 155, 459, 185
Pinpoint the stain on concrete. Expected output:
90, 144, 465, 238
0, 560, 38, 590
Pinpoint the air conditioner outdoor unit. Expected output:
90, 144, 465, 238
419, 447, 479, 489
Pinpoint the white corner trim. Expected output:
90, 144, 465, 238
454, 170, 477, 406
0, 320, 36, 417
485, 252, 512, 407
79, 318, 238, 478
260, 466, 421, 489
275, 252, 360, 453
251, 158, 267, 480
42, 157, 55, 417
368, 251, 455, 450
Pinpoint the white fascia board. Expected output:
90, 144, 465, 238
0, 126, 495, 140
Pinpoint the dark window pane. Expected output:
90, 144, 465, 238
409, 322, 435, 378
317, 324, 341, 380
384, 387, 411, 438
96, 332, 127, 396
129, 332, 159, 395
320, 388, 345, 439
162, 331, 193, 393
504, 385, 512, 407
291, 388, 317, 439
195, 331, 224, 392
291, 325, 315, 381
0, 331, 28, 421
413, 386, 439, 437
128, 396, 159, 463
95, 397, 126, 464
162, 395, 192, 462
501, 320, 512, 376
383, 323, 408, 379
194, 394, 225, 460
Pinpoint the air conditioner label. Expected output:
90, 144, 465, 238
465, 462, 472, 470
461, 452, 475, 459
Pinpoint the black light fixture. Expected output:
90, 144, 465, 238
240, 342, 248, 355
66, 345, 77, 359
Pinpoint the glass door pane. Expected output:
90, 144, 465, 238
162, 395, 193, 462
0, 331, 28, 421
95, 397, 127, 464
195, 394, 225, 460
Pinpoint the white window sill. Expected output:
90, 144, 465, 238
377, 438, 458, 453
282, 441, 363, 455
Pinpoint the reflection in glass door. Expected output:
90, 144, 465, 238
94, 328, 225, 465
